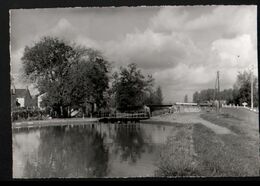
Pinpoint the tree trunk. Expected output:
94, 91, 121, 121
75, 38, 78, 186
60, 106, 63, 117
67, 106, 71, 118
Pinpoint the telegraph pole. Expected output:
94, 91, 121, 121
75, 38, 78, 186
217, 71, 220, 100
217, 71, 220, 112
214, 71, 220, 112
251, 65, 254, 110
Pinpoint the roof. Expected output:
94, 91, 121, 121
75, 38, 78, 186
12, 89, 31, 98
37, 92, 47, 98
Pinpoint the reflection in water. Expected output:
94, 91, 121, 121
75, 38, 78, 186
113, 124, 150, 164
13, 123, 175, 178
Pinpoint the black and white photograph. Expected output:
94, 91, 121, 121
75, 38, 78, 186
10, 5, 259, 178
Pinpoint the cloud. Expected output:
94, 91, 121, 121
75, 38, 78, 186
41, 18, 100, 49
212, 34, 257, 74
10, 6, 257, 102
212, 34, 256, 68
149, 6, 189, 32
103, 28, 202, 70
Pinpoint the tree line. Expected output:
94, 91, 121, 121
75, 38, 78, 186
21, 36, 163, 118
193, 70, 258, 107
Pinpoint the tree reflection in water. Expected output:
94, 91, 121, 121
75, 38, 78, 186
112, 124, 152, 164
15, 123, 156, 178
23, 125, 109, 178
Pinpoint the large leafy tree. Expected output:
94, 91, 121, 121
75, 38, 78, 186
112, 63, 154, 112
233, 70, 258, 107
22, 36, 110, 117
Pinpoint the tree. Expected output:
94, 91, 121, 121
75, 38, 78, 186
112, 63, 154, 112
155, 86, 163, 104
193, 91, 199, 103
192, 70, 258, 107
22, 36, 110, 117
184, 94, 188, 103
233, 70, 258, 107
192, 89, 214, 103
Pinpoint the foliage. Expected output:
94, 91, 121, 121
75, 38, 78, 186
192, 70, 258, 107
192, 89, 215, 103
11, 108, 48, 122
112, 63, 154, 112
233, 71, 258, 107
184, 94, 188, 103
144, 86, 163, 105
22, 36, 110, 117
155, 86, 163, 104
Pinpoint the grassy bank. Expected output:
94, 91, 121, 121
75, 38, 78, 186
154, 124, 202, 177
200, 112, 259, 148
154, 112, 259, 177
193, 123, 259, 177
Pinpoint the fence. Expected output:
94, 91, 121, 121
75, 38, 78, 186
96, 111, 149, 118
222, 104, 259, 113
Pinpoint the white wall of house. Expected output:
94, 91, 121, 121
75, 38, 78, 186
17, 98, 25, 107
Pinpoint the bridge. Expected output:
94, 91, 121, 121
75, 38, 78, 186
98, 112, 150, 123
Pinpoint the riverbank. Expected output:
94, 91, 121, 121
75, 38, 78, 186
12, 117, 99, 129
146, 111, 259, 177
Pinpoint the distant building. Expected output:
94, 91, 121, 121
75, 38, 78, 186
11, 88, 36, 109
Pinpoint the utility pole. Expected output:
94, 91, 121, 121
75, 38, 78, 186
217, 71, 220, 112
251, 65, 254, 110
214, 71, 220, 112
217, 71, 220, 100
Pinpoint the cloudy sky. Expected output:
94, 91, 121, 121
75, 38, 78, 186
10, 6, 257, 103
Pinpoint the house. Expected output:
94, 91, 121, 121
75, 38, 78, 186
11, 88, 36, 109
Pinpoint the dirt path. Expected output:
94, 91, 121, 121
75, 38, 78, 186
151, 112, 232, 135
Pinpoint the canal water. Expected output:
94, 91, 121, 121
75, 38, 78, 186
13, 123, 175, 178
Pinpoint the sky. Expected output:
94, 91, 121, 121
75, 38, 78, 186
10, 6, 257, 103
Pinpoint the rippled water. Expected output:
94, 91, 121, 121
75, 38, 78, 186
13, 123, 175, 178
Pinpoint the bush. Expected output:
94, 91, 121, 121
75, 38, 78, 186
11, 108, 48, 122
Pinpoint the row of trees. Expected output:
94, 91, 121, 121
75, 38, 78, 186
22, 36, 163, 118
192, 71, 258, 107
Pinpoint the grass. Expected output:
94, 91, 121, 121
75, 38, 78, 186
154, 112, 259, 177
192, 123, 259, 177
154, 125, 202, 177
200, 113, 245, 135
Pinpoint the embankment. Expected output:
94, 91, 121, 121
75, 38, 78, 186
221, 108, 258, 125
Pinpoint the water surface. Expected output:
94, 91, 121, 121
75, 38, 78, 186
13, 123, 175, 178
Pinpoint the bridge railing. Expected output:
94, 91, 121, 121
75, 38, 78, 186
97, 111, 149, 118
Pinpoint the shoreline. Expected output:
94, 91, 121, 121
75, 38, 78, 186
12, 118, 99, 129
12, 112, 204, 129
12, 115, 181, 129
